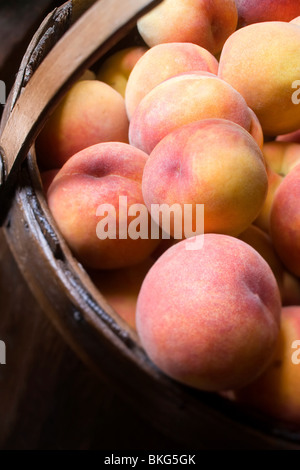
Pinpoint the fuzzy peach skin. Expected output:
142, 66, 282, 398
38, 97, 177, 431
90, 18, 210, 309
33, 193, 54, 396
270, 164, 300, 277
137, 0, 237, 56
142, 119, 268, 238
47, 142, 159, 270
262, 142, 300, 176
125, 42, 218, 119
235, 306, 300, 425
129, 73, 254, 155
136, 233, 281, 391
235, 0, 300, 27
238, 225, 284, 295
254, 166, 283, 234
36, 80, 129, 170
90, 257, 154, 330
219, 22, 300, 136
97, 47, 148, 98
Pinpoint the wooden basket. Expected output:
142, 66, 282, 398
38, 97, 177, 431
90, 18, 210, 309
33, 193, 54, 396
0, 0, 299, 449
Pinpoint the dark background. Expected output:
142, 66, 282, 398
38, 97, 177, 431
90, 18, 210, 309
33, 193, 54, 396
0, 0, 63, 106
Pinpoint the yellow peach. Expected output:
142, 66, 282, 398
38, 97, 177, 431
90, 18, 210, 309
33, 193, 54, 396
219, 22, 300, 136
137, 0, 238, 56
36, 80, 129, 170
125, 42, 218, 119
97, 46, 147, 97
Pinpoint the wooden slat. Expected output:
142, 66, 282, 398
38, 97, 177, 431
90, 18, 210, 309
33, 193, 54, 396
71, 0, 98, 23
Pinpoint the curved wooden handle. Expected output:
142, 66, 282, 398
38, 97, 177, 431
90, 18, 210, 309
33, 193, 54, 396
0, 0, 161, 215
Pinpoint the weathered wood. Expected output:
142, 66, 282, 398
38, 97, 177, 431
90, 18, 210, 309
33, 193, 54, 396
0, 230, 180, 450
0, 1, 63, 105
0, 3, 72, 134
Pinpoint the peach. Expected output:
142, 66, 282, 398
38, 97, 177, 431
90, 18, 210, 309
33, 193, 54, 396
262, 141, 300, 176
235, 306, 300, 426
254, 166, 283, 234
136, 233, 281, 391
235, 0, 300, 27
219, 22, 300, 136
291, 16, 300, 26
129, 73, 254, 155
47, 142, 159, 270
238, 225, 284, 294
125, 42, 218, 119
36, 80, 129, 170
137, 0, 238, 56
270, 164, 300, 277
91, 257, 154, 330
97, 46, 148, 97
142, 119, 268, 238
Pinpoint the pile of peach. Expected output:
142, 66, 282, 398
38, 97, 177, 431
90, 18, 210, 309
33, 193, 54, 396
36, 0, 300, 428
